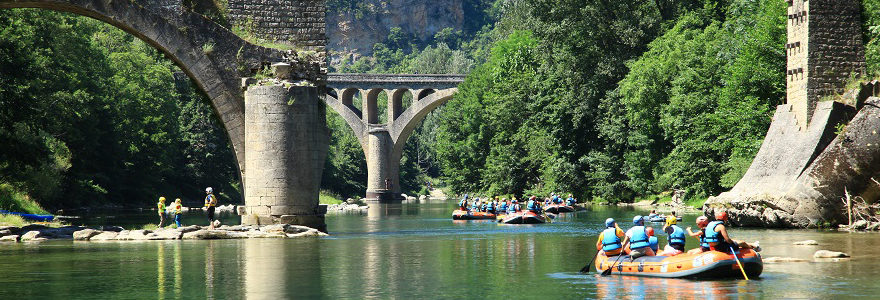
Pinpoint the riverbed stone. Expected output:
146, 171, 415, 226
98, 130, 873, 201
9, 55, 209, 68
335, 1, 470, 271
182, 230, 246, 240
176, 225, 202, 234
0, 235, 19, 242
73, 229, 101, 241
764, 257, 809, 263
147, 229, 183, 240
814, 250, 850, 258
286, 228, 327, 238
116, 230, 151, 241
90, 231, 119, 241
100, 226, 125, 232
852, 220, 869, 230
20, 231, 41, 241
793, 240, 819, 245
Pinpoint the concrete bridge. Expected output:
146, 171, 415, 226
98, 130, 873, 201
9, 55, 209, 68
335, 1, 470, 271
324, 73, 465, 202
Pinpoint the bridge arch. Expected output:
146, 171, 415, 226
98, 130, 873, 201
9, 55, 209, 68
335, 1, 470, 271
0, 0, 286, 179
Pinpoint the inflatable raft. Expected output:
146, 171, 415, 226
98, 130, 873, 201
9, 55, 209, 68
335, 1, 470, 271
544, 204, 575, 214
594, 249, 762, 279
499, 211, 548, 224
648, 215, 682, 223
452, 210, 497, 220
0, 210, 55, 222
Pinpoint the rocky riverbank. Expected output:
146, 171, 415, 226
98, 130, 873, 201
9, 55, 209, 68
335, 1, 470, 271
0, 223, 326, 243
326, 202, 368, 214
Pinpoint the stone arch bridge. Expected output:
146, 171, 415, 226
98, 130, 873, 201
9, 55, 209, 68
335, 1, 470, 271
324, 73, 466, 202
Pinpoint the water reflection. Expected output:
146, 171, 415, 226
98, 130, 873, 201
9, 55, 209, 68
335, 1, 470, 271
594, 276, 758, 299
242, 238, 323, 299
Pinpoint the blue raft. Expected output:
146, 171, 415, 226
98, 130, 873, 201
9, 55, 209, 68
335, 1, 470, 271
0, 210, 55, 222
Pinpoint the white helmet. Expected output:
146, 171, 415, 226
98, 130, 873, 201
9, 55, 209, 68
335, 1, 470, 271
205, 187, 213, 193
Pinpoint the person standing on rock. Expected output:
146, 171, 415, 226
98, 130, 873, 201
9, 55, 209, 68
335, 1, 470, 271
157, 197, 167, 227
174, 198, 183, 228
204, 187, 217, 228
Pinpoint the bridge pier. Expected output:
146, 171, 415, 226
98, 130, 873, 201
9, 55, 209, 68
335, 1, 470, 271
364, 127, 404, 202
242, 85, 329, 231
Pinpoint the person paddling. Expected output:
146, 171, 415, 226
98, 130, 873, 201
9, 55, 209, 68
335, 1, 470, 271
459, 194, 469, 211
566, 194, 576, 206
596, 218, 625, 256
526, 196, 541, 213
659, 213, 686, 256
623, 216, 656, 259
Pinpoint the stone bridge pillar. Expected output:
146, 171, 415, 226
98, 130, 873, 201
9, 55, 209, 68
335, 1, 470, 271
365, 127, 403, 201
243, 85, 329, 230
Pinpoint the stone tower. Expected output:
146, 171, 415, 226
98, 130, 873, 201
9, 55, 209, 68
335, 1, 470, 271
786, 0, 865, 128
226, 0, 326, 51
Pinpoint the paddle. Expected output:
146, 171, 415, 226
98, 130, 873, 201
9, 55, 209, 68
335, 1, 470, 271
580, 246, 602, 273
730, 245, 750, 280
601, 241, 629, 276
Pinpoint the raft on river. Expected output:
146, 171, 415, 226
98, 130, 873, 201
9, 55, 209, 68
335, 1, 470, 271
451, 210, 497, 220
498, 211, 548, 224
543, 204, 575, 214
0, 210, 54, 222
594, 249, 763, 279
647, 215, 682, 223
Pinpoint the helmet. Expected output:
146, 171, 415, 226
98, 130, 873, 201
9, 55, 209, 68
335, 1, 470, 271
646, 227, 655, 236
715, 211, 729, 221
633, 215, 644, 225
605, 218, 616, 228
175, 198, 181, 203
696, 216, 709, 227
159, 197, 166, 202
665, 215, 677, 226
205, 187, 213, 193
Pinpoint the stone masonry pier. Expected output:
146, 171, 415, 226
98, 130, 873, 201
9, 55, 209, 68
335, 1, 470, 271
325, 73, 465, 202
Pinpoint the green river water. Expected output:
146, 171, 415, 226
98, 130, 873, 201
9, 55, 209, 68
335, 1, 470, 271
2, 201, 880, 299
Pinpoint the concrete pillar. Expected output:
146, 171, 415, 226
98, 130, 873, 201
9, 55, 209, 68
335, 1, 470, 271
364, 126, 402, 202
242, 84, 329, 230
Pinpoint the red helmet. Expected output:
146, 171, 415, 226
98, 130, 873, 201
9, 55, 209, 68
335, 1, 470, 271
715, 211, 729, 221
696, 216, 709, 227
645, 227, 655, 236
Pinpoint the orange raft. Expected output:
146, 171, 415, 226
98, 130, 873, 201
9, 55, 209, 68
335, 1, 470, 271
594, 249, 763, 279
452, 210, 497, 220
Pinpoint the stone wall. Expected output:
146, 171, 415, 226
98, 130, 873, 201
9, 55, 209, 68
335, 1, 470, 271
786, 0, 865, 128
227, 0, 326, 50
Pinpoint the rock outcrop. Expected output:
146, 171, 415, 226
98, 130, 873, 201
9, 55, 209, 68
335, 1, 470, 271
0, 224, 327, 243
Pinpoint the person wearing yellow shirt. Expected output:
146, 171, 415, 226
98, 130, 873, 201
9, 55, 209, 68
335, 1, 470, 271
596, 218, 626, 256
174, 198, 183, 227
157, 197, 167, 227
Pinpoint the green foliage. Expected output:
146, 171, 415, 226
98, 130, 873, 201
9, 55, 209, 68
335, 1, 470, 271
864, 0, 880, 76
319, 190, 344, 205
0, 214, 28, 227
0, 183, 48, 214
0, 10, 240, 210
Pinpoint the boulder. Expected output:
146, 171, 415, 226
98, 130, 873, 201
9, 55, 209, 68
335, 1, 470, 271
764, 257, 809, 263
175, 225, 201, 234
182, 230, 246, 240
217, 225, 251, 232
793, 240, 819, 245
146, 229, 183, 240
116, 230, 151, 241
813, 250, 850, 258
286, 228, 328, 238
73, 229, 101, 241
852, 220, 869, 230
0, 229, 13, 237
20, 230, 41, 242
90, 231, 119, 241
100, 226, 125, 232
0, 235, 19, 242
867, 222, 880, 231
246, 230, 286, 238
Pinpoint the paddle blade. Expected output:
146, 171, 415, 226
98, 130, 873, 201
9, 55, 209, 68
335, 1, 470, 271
579, 264, 591, 273
600, 268, 613, 276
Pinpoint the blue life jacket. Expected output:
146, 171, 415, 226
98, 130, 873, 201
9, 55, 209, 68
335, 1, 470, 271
566, 197, 575, 205
513, 203, 521, 212
527, 200, 538, 211
700, 229, 709, 248
629, 226, 650, 250
552, 196, 562, 204
499, 203, 508, 211
668, 225, 686, 245
648, 236, 659, 252
704, 221, 723, 244
459, 199, 467, 208
602, 228, 622, 252
487, 202, 495, 212
472, 202, 481, 211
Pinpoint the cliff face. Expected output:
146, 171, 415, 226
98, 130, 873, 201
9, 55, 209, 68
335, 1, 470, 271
327, 0, 465, 55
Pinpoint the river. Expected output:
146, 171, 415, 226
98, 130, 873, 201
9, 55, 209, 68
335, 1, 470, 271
2, 201, 880, 299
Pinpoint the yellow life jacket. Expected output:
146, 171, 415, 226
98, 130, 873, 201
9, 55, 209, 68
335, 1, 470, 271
157, 202, 166, 213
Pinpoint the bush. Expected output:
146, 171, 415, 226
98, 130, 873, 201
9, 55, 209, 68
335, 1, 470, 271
0, 183, 48, 214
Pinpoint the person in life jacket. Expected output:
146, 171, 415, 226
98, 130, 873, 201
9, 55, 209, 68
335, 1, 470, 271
510, 200, 521, 213
704, 211, 761, 253
173, 198, 183, 228
204, 187, 218, 228
648, 209, 658, 218
623, 215, 656, 258
472, 198, 482, 211
498, 198, 508, 213
566, 194, 576, 206
486, 201, 495, 214
527, 196, 542, 213
646, 227, 659, 253
157, 197, 167, 227
459, 194, 469, 211
596, 218, 625, 256
686, 216, 711, 255
658, 213, 687, 256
